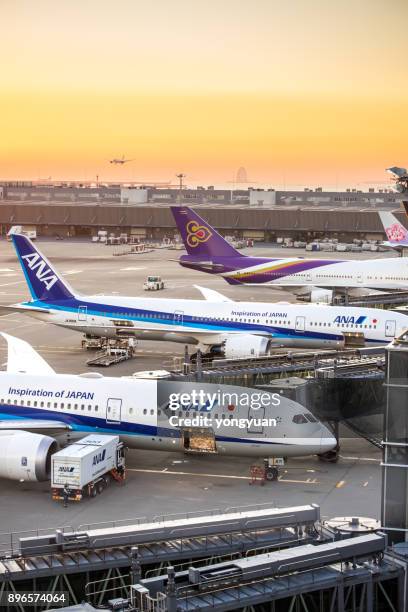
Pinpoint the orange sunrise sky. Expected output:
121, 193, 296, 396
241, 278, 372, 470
1, 0, 407, 188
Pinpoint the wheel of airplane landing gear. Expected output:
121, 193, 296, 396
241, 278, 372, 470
265, 467, 279, 481
318, 448, 339, 463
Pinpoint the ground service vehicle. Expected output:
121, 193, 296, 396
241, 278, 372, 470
143, 275, 165, 290
51, 434, 125, 502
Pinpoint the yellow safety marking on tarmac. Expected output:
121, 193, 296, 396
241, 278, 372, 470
0, 269, 15, 272
339, 455, 380, 463
336, 480, 346, 488
127, 468, 319, 485
119, 267, 146, 271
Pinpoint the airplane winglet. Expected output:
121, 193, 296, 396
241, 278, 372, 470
194, 285, 234, 302
1, 333, 55, 375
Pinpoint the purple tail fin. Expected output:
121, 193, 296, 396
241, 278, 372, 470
12, 234, 75, 301
171, 206, 242, 257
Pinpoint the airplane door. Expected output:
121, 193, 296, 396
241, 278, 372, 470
295, 316, 306, 332
78, 306, 87, 322
106, 398, 122, 424
385, 320, 396, 337
173, 310, 184, 325
247, 406, 265, 433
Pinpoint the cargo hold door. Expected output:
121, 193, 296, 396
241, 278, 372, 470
106, 398, 122, 424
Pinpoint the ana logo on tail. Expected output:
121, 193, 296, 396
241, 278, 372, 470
186, 221, 213, 248
21, 252, 58, 291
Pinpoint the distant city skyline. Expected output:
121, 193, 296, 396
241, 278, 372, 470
1, 0, 407, 186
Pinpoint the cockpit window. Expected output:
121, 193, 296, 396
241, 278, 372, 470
304, 413, 318, 423
293, 414, 308, 424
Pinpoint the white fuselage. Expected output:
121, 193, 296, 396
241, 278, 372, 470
221, 257, 408, 289
0, 373, 335, 457
21, 295, 408, 349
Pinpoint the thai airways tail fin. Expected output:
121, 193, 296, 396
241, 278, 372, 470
171, 206, 243, 258
378, 211, 408, 246
12, 234, 76, 302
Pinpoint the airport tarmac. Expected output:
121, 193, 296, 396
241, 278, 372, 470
0, 238, 389, 536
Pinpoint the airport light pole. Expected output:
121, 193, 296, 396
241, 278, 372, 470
176, 173, 186, 206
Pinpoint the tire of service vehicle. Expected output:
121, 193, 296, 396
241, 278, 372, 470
265, 467, 279, 481
90, 486, 97, 498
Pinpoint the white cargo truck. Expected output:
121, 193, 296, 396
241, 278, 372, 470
51, 434, 125, 502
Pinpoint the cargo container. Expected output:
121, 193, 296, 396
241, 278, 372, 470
51, 434, 125, 502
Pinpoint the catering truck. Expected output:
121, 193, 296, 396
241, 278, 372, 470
51, 434, 125, 502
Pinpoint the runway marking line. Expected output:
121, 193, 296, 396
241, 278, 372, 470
336, 480, 346, 488
127, 468, 319, 485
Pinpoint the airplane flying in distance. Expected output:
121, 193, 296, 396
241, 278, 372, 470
378, 205, 408, 251
6, 234, 408, 357
171, 206, 408, 303
109, 155, 134, 165
0, 333, 336, 482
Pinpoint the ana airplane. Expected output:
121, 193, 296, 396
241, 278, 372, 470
378, 205, 408, 251
171, 206, 408, 303
6, 234, 408, 357
0, 334, 336, 482
109, 155, 134, 165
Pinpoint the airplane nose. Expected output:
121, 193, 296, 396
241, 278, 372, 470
319, 425, 337, 453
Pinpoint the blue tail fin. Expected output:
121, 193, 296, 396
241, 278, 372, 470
12, 235, 75, 302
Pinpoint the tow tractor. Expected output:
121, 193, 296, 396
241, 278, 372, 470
143, 275, 165, 291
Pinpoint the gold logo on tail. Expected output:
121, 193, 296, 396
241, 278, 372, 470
186, 221, 212, 248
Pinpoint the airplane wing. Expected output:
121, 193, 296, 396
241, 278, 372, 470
194, 285, 234, 302
1, 332, 55, 375
0, 420, 71, 434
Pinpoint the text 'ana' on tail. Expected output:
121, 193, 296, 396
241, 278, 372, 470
12, 234, 75, 302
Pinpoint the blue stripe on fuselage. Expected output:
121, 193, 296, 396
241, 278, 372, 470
0, 406, 292, 446
21, 298, 345, 343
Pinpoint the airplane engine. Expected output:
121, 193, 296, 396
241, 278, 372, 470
222, 334, 271, 359
0, 431, 58, 481
310, 288, 333, 304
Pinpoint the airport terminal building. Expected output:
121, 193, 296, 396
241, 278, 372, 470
0, 182, 404, 242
